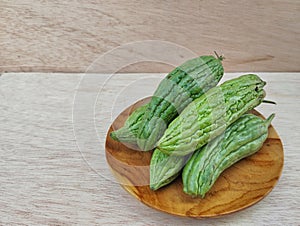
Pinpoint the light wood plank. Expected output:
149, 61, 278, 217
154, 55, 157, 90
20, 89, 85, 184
1, 1, 299, 73
0, 72, 299, 225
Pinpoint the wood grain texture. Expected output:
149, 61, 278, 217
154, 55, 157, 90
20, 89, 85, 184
1, 0, 300, 73
105, 98, 284, 218
0, 73, 299, 225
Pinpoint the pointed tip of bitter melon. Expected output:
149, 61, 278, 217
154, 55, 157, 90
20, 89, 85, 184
150, 184, 158, 191
110, 131, 119, 141
265, 113, 275, 126
149, 177, 161, 191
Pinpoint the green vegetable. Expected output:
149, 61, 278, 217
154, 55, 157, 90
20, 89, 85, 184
157, 74, 266, 156
182, 113, 275, 197
137, 55, 224, 151
150, 149, 191, 190
110, 104, 148, 144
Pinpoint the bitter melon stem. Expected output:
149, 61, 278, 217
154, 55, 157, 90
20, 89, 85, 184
262, 99, 277, 105
214, 51, 225, 61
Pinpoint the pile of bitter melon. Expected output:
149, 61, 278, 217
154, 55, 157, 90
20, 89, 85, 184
110, 54, 275, 198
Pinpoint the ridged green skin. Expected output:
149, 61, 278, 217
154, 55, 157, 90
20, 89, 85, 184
157, 74, 266, 156
110, 104, 148, 144
182, 113, 274, 197
150, 149, 191, 190
137, 55, 224, 151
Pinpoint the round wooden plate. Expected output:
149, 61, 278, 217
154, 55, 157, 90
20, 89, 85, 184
105, 97, 284, 218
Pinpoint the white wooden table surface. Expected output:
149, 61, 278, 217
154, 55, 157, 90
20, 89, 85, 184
0, 73, 299, 225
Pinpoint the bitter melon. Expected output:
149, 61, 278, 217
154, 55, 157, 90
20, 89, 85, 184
182, 113, 274, 197
157, 74, 266, 156
137, 55, 224, 151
